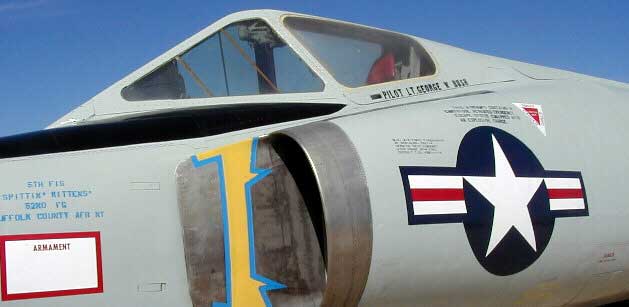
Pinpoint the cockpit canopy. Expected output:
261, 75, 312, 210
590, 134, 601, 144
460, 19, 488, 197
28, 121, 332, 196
284, 16, 435, 88
121, 14, 436, 102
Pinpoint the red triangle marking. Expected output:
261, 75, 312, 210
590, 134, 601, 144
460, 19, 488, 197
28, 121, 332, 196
522, 107, 541, 125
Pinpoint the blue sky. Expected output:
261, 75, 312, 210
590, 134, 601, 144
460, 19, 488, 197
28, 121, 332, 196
0, 0, 627, 137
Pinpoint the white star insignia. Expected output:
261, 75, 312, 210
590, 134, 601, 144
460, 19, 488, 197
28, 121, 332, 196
465, 135, 543, 256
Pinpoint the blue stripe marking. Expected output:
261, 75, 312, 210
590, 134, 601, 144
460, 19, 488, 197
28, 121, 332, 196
191, 137, 286, 307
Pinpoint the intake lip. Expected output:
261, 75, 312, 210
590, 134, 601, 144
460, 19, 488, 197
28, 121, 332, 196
272, 121, 373, 307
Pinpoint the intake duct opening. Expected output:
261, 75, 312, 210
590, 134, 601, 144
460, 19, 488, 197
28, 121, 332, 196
269, 134, 327, 265
269, 121, 373, 307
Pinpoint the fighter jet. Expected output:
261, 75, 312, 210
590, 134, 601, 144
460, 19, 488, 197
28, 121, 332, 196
0, 9, 627, 307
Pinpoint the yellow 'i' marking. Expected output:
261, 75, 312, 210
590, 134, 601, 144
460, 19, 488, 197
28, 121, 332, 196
192, 138, 284, 307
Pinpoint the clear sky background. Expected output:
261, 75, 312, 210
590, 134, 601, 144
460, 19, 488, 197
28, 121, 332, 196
0, 0, 627, 137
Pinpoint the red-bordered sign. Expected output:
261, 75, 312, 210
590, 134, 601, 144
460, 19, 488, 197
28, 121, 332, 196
0, 231, 103, 301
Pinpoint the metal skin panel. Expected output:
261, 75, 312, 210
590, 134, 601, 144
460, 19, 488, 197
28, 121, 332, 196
176, 138, 325, 307
176, 161, 226, 306
329, 80, 629, 306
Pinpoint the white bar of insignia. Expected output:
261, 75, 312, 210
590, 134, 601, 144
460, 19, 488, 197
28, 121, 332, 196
550, 199, 586, 210
408, 175, 462, 189
413, 201, 467, 215
544, 178, 582, 189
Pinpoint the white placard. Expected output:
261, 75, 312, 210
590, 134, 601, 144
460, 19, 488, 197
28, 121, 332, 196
1, 233, 102, 300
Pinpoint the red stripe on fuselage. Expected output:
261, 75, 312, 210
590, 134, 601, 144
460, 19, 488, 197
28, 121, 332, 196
411, 189, 465, 201
547, 189, 583, 199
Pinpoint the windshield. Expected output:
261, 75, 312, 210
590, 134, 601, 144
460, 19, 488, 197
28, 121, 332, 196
122, 19, 324, 101
284, 16, 436, 88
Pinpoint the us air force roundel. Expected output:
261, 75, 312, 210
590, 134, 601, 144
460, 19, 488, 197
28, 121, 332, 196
400, 126, 588, 275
